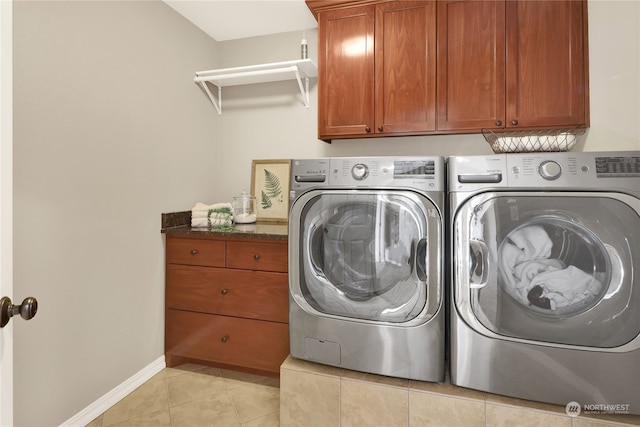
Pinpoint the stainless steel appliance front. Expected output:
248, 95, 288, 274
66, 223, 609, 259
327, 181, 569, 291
449, 151, 640, 414
288, 157, 445, 382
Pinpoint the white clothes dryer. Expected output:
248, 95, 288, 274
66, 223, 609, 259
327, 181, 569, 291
288, 157, 445, 382
449, 151, 640, 414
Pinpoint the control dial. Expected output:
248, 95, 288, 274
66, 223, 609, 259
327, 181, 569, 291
538, 160, 562, 180
351, 163, 369, 181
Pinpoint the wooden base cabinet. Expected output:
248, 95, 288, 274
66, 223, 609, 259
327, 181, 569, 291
165, 234, 289, 377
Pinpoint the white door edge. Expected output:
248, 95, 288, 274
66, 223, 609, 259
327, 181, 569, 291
0, 0, 14, 425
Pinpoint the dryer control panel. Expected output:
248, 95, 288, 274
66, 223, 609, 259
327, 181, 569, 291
450, 151, 640, 194
506, 151, 640, 192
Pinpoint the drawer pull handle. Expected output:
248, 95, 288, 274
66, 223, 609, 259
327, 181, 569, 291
253, 254, 260, 261
220, 289, 228, 296
221, 336, 229, 343
190, 250, 198, 256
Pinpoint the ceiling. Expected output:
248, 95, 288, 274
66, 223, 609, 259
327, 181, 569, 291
163, 0, 318, 42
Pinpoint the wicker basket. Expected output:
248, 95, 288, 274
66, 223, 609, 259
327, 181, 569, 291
482, 128, 586, 154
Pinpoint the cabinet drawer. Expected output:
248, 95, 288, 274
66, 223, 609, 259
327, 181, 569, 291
166, 237, 225, 267
166, 264, 288, 323
165, 309, 290, 374
226, 241, 288, 272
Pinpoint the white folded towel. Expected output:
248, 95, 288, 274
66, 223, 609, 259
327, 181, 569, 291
191, 210, 233, 220
191, 217, 233, 228
190, 202, 234, 228
192, 202, 233, 212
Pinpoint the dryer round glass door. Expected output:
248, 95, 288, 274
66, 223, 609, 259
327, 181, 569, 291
291, 190, 442, 324
454, 192, 640, 348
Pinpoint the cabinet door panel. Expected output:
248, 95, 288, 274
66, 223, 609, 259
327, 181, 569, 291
437, 0, 505, 130
318, 5, 375, 138
375, 1, 436, 133
166, 264, 288, 322
506, 0, 586, 127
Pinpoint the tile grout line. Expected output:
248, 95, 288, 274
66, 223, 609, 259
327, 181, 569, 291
225, 385, 244, 426
163, 370, 175, 427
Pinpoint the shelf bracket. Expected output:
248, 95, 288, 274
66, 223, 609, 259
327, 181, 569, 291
196, 80, 222, 115
292, 67, 310, 109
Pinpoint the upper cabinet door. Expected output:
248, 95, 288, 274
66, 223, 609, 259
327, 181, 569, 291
506, 1, 587, 128
375, 1, 436, 134
318, 5, 375, 139
436, 0, 505, 131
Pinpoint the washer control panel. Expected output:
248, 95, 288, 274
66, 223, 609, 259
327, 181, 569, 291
290, 156, 444, 193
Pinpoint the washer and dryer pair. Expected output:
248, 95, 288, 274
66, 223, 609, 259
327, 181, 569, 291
288, 152, 640, 413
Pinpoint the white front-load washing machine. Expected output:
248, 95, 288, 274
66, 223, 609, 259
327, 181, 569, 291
449, 151, 640, 414
288, 157, 445, 382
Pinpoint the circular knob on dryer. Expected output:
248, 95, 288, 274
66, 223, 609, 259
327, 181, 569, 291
351, 163, 369, 181
538, 160, 562, 180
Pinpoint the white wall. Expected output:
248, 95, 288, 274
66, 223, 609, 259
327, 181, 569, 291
12, 1, 220, 425
586, 0, 640, 148
213, 1, 640, 202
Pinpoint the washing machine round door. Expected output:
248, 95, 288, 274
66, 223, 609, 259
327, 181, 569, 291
454, 191, 640, 348
291, 190, 442, 324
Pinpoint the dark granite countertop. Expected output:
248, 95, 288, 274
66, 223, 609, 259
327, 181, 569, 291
161, 211, 288, 240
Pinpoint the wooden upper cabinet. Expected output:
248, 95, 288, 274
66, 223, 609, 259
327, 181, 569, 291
315, 1, 436, 141
318, 5, 375, 138
437, 0, 505, 131
310, 0, 589, 140
438, 0, 588, 132
506, 0, 587, 128
375, 1, 436, 135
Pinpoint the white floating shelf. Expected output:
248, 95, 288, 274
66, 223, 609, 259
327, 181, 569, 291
194, 59, 318, 115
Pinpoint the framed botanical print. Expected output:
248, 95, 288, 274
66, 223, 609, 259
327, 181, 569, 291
250, 159, 291, 223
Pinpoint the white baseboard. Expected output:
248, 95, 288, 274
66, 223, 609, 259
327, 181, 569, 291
59, 355, 166, 427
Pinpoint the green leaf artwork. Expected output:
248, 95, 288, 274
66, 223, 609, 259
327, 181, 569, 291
260, 191, 272, 209
264, 169, 282, 198
260, 169, 281, 209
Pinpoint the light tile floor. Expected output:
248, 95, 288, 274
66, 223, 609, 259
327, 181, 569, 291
86, 364, 280, 427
